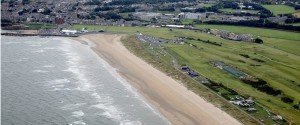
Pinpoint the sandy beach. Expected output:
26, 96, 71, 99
75, 34, 242, 125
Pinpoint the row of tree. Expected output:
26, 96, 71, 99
203, 20, 300, 32
107, 0, 196, 5
241, 78, 282, 96
193, 2, 273, 18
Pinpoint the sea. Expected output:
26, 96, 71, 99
1, 36, 169, 125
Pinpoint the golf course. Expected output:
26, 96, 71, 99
73, 24, 300, 124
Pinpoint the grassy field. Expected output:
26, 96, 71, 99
181, 19, 195, 25
220, 8, 259, 14
196, 24, 300, 55
201, 3, 214, 7
73, 24, 300, 124
262, 5, 296, 15
195, 24, 300, 41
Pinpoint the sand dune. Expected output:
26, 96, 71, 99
76, 34, 242, 125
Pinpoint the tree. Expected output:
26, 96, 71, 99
42, 7, 51, 15
281, 96, 294, 103
293, 105, 299, 109
254, 38, 263, 44
98, 12, 121, 20
22, 0, 30, 5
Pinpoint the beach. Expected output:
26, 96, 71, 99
75, 34, 242, 125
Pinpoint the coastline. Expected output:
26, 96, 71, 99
74, 33, 242, 125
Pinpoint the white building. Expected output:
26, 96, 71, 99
132, 12, 162, 21
178, 12, 206, 20
165, 25, 185, 28
61, 30, 77, 35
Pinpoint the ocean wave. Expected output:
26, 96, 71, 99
95, 51, 166, 119
120, 120, 143, 125
32, 49, 45, 53
70, 120, 86, 125
92, 103, 123, 121
32, 69, 49, 73
61, 103, 86, 110
43, 65, 55, 68
72, 110, 85, 117
29, 44, 42, 47
47, 79, 70, 85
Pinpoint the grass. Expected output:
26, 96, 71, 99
220, 8, 259, 14
181, 19, 195, 25
195, 24, 300, 41
24, 23, 56, 30
195, 24, 300, 55
164, 41, 300, 124
290, 23, 300, 26
73, 24, 300, 124
201, 3, 214, 7
262, 5, 296, 15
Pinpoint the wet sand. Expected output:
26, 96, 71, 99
75, 34, 242, 125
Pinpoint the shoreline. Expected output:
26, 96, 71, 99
74, 33, 242, 125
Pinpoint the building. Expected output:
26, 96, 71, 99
54, 17, 65, 25
132, 12, 162, 21
165, 25, 185, 28
61, 30, 77, 35
178, 12, 206, 20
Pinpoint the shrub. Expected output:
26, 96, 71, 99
254, 38, 263, 44
240, 54, 250, 58
281, 96, 294, 103
252, 58, 265, 63
293, 105, 299, 109
241, 78, 281, 96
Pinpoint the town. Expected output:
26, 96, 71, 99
2, 0, 300, 34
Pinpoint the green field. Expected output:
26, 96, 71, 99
73, 24, 300, 124
181, 19, 195, 25
262, 5, 296, 15
196, 24, 300, 55
220, 8, 259, 14
201, 3, 214, 7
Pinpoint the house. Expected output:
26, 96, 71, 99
246, 108, 257, 112
245, 97, 254, 104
